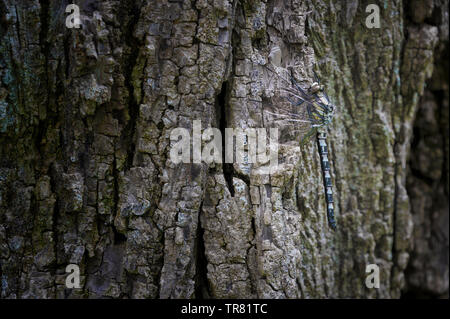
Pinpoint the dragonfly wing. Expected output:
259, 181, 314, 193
300, 127, 318, 145
263, 63, 312, 101
262, 95, 315, 144
258, 63, 328, 145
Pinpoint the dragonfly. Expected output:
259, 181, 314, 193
260, 63, 337, 230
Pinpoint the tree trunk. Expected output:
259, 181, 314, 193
0, 0, 448, 299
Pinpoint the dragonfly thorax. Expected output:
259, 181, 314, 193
314, 91, 336, 126
323, 103, 336, 125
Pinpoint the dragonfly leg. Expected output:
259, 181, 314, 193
313, 70, 320, 84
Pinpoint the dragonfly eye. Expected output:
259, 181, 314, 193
310, 82, 320, 94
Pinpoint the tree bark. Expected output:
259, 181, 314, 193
0, 0, 448, 298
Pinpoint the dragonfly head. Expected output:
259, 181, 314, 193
309, 82, 322, 94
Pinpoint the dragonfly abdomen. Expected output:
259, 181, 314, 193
317, 131, 337, 230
